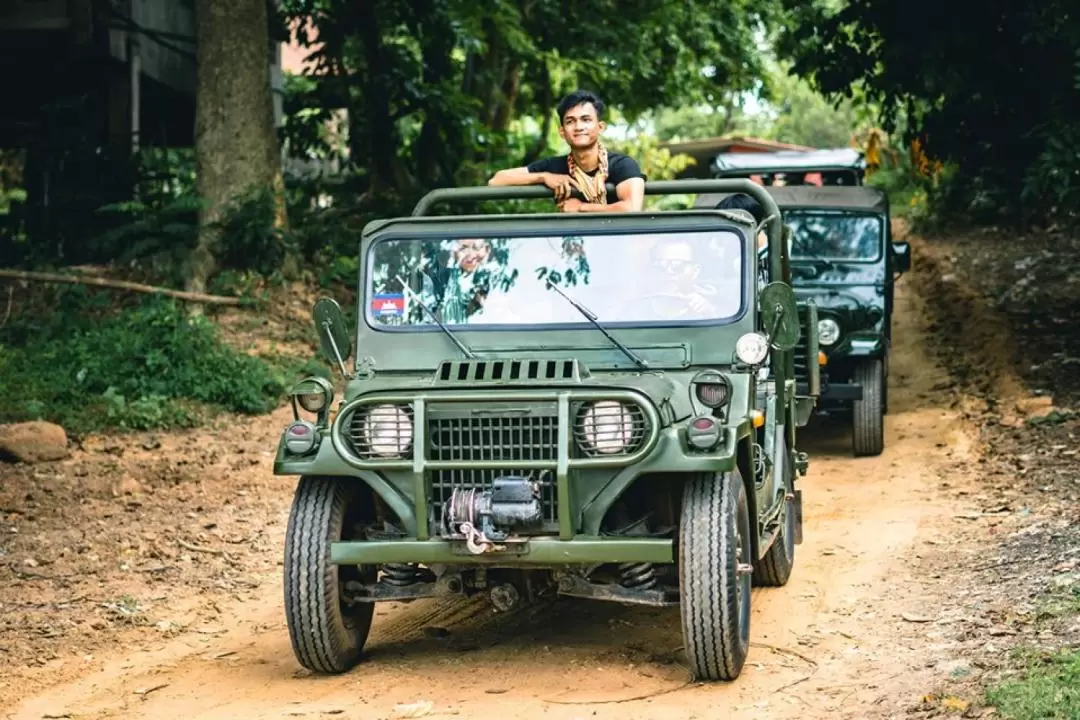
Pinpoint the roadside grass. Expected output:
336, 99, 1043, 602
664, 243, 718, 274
985, 582, 1080, 718
986, 646, 1080, 719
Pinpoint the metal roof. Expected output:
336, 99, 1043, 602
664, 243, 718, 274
693, 185, 889, 213
711, 148, 867, 175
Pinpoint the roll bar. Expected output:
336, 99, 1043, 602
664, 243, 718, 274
410, 179, 785, 284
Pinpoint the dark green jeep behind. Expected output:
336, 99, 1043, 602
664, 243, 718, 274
705, 150, 911, 456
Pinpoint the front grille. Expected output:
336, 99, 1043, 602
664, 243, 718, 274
794, 306, 829, 392
428, 411, 558, 462
793, 327, 811, 382
335, 393, 656, 536
428, 404, 559, 531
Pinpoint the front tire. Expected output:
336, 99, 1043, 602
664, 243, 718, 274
284, 476, 375, 674
852, 358, 885, 456
679, 471, 753, 682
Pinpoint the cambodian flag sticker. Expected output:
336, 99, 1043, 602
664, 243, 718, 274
371, 294, 405, 316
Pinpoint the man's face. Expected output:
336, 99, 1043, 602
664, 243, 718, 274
558, 102, 605, 151
654, 241, 699, 288
454, 239, 490, 273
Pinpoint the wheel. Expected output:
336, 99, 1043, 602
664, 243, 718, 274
752, 445, 796, 587
852, 357, 885, 456
679, 471, 753, 682
882, 351, 891, 415
284, 476, 375, 674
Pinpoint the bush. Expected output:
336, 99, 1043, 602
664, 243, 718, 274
0, 291, 293, 434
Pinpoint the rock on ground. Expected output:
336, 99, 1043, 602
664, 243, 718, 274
0, 421, 70, 464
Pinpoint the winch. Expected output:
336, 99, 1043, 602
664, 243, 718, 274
442, 476, 544, 554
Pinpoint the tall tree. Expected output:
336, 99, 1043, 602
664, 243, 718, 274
774, 0, 1080, 221
189, 0, 287, 298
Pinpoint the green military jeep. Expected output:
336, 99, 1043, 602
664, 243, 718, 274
273, 179, 820, 683
707, 150, 911, 456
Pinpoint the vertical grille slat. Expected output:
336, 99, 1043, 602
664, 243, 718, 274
793, 306, 812, 383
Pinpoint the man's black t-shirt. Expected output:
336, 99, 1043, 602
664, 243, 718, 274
526, 151, 645, 203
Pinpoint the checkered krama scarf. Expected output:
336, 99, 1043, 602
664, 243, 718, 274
565, 143, 609, 205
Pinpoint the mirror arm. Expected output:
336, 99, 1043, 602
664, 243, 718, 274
768, 303, 785, 343
322, 320, 350, 377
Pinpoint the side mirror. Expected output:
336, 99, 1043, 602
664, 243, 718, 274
760, 281, 801, 352
892, 241, 911, 274
312, 297, 353, 376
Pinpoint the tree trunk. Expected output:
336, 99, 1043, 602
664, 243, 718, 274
415, 3, 458, 187
357, 0, 412, 195
189, 0, 285, 302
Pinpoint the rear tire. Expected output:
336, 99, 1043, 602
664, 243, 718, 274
284, 476, 375, 674
679, 471, 752, 682
852, 358, 885, 456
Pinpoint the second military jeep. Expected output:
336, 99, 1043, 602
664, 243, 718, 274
706, 150, 911, 456
273, 179, 820, 683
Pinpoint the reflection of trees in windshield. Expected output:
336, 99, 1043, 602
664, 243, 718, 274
785, 213, 881, 260
369, 236, 588, 326
536, 236, 590, 288
367, 231, 745, 328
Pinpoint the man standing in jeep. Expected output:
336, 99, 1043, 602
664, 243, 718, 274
487, 90, 646, 213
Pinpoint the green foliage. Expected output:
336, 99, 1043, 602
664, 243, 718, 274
86, 148, 201, 284
775, 0, 1080, 226
649, 104, 774, 143
762, 62, 864, 149
0, 290, 293, 434
986, 648, 1080, 720
279, 0, 774, 196
213, 185, 296, 278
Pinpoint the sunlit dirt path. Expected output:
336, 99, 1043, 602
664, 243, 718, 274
9, 274, 978, 720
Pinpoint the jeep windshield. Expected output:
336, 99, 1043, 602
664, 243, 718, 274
365, 229, 745, 329
784, 211, 883, 262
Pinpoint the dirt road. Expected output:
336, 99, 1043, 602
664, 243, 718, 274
7, 275, 985, 720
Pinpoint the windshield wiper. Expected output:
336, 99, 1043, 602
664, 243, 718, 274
544, 278, 648, 370
395, 274, 477, 359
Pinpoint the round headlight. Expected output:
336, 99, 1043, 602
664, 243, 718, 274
290, 377, 334, 416
818, 318, 841, 346
579, 401, 634, 455
359, 404, 413, 457
691, 370, 732, 408
736, 332, 769, 366
296, 392, 327, 413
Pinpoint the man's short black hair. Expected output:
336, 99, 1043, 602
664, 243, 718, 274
715, 193, 765, 225
556, 90, 605, 123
